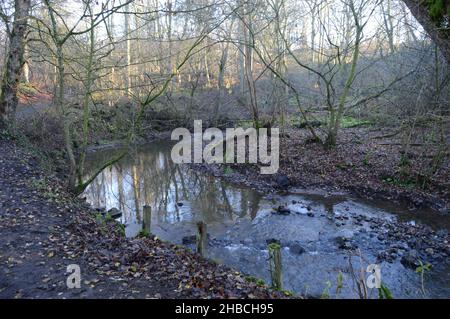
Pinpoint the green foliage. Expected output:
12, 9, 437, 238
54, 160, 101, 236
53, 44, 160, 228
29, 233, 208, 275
336, 271, 344, 296
245, 276, 266, 287
138, 228, 150, 238
268, 242, 281, 251
423, 0, 449, 26
116, 223, 126, 237
281, 289, 294, 296
223, 166, 234, 175
104, 213, 114, 222
381, 175, 417, 188
320, 281, 332, 299
29, 177, 59, 200
340, 116, 372, 128
378, 284, 393, 299
416, 260, 432, 296
95, 212, 104, 223
236, 120, 254, 129
363, 153, 370, 166
95, 212, 114, 226
256, 278, 266, 286
0, 128, 13, 140
416, 261, 432, 273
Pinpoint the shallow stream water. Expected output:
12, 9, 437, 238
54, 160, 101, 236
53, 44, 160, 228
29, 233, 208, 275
83, 141, 449, 298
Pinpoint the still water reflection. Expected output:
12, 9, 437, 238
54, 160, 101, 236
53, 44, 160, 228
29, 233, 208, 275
84, 141, 262, 237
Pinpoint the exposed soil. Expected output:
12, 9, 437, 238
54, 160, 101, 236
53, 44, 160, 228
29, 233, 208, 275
0, 135, 283, 299
193, 126, 450, 212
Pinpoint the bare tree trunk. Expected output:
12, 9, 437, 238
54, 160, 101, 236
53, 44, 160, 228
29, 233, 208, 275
326, 1, 364, 148
237, 0, 246, 94
382, 0, 395, 54
215, 42, 230, 122
0, 0, 31, 126
44, 0, 78, 190
77, 4, 96, 188
241, 5, 259, 127
310, 3, 316, 63
124, 2, 132, 97
166, 0, 173, 75
244, 32, 259, 127
56, 44, 77, 189
400, 2, 418, 43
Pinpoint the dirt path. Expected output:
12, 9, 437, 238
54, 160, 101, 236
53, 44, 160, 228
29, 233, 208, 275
0, 136, 278, 299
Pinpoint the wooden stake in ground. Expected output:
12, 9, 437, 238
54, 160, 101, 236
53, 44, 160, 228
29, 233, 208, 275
196, 221, 207, 257
143, 205, 151, 233
268, 242, 282, 290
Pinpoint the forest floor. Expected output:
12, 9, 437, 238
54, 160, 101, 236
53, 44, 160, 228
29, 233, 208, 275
0, 134, 282, 299
195, 126, 450, 212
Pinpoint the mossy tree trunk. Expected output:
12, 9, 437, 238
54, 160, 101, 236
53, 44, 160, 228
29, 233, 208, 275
0, 0, 31, 127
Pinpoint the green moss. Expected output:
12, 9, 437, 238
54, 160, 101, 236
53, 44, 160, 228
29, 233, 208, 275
268, 242, 281, 251
223, 166, 234, 175
381, 175, 418, 188
137, 228, 150, 238
18, 83, 39, 97
340, 116, 372, 128
245, 276, 266, 287
116, 223, 126, 237
282, 289, 294, 296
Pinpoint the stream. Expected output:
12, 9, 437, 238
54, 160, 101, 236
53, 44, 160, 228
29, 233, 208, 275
83, 141, 449, 299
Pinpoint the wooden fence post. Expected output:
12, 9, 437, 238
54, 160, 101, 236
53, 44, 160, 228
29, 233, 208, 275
196, 221, 207, 257
268, 242, 282, 290
143, 205, 151, 233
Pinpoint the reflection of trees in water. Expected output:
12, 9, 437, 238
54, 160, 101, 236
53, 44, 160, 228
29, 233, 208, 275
132, 165, 141, 223
84, 145, 263, 225
117, 163, 125, 215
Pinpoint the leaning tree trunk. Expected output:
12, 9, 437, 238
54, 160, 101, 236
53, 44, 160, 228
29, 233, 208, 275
402, 0, 450, 64
0, 0, 31, 126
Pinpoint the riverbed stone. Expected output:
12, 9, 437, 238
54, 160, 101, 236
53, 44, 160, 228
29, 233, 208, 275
272, 206, 290, 215
334, 236, 353, 250
400, 250, 420, 269
275, 174, 290, 188
107, 207, 122, 219
287, 242, 305, 255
